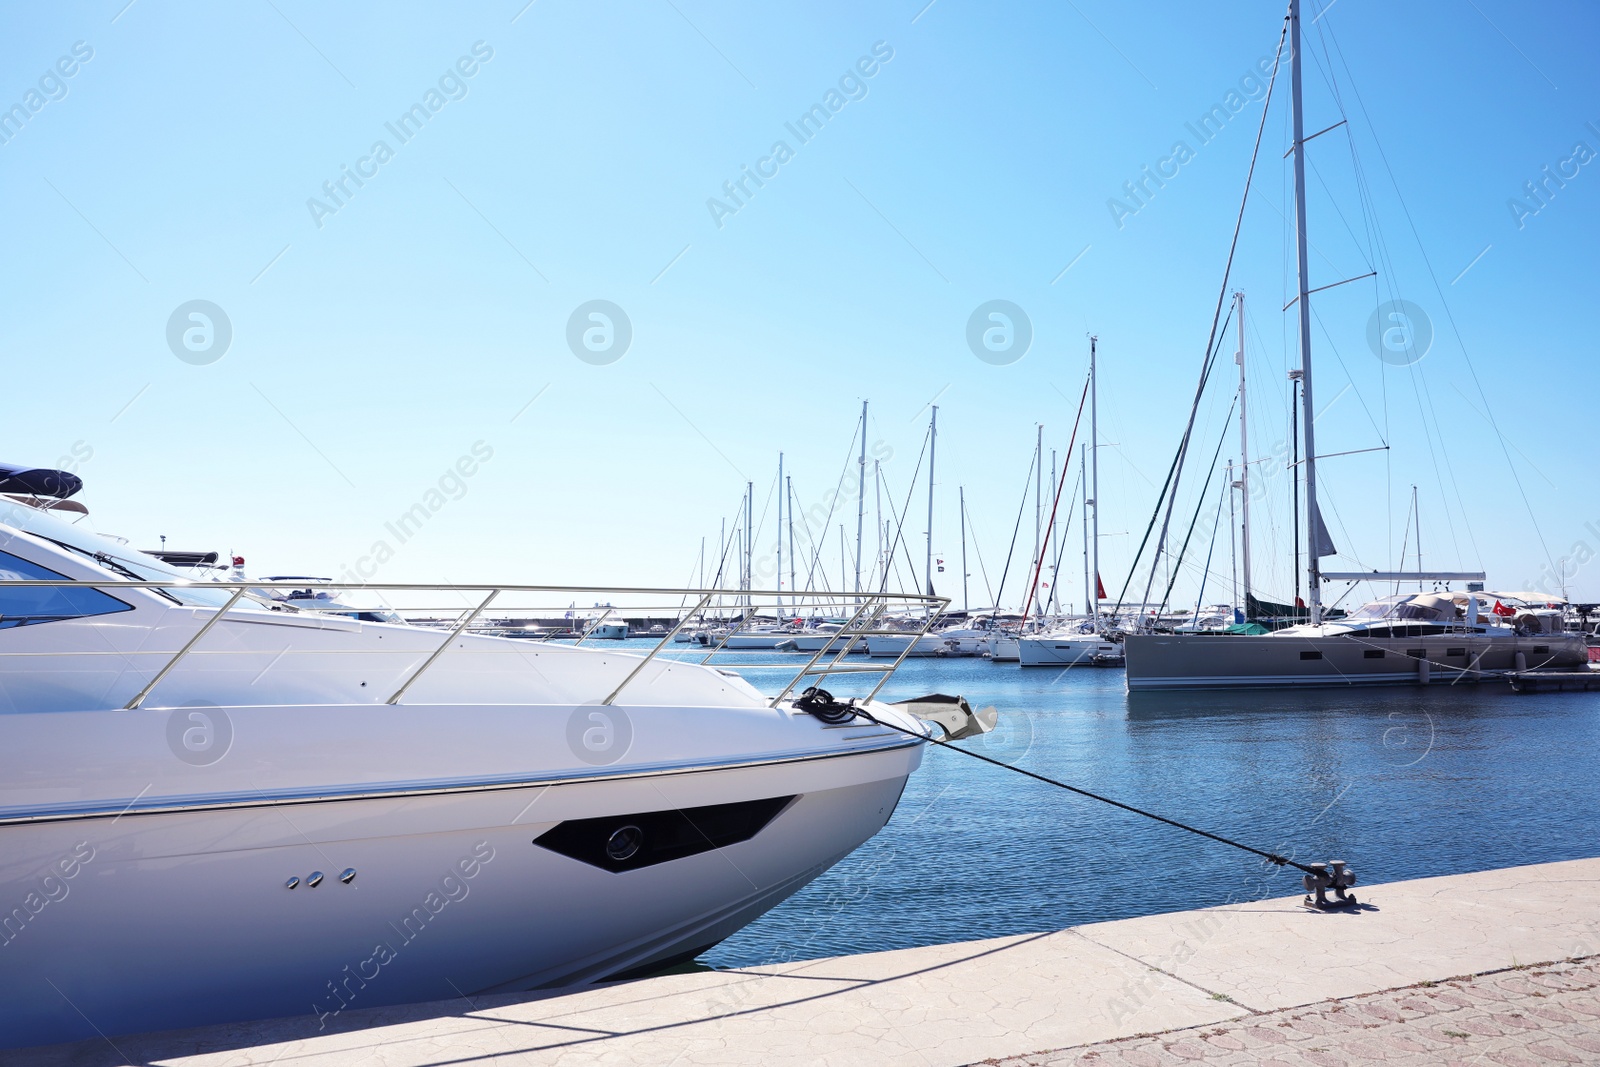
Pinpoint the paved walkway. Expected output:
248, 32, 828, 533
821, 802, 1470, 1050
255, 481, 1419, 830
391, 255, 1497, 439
984, 955, 1600, 1065
13, 857, 1600, 1066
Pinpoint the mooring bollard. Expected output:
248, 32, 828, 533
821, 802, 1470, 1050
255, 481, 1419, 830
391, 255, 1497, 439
1303, 860, 1359, 909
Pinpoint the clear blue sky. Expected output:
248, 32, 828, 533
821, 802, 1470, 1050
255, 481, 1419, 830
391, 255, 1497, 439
4, 0, 1597, 606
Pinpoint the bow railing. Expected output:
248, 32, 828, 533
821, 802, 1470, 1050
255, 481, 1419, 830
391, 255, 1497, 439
0, 578, 949, 710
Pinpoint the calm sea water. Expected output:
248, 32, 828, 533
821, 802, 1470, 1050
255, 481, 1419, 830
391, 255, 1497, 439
656, 648, 1600, 970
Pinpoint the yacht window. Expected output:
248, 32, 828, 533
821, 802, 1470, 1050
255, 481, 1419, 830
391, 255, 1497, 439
0, 550, 133, 628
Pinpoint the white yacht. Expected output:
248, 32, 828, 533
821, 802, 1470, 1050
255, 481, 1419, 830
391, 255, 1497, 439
586, 617, 629, 640
931, 613, 1016, 657
719, 625, 801, 651
864, 627, 946, 658
1017, 629, 1123, 667
0, 491, 972, 1049
987, 630, 1023, 661
789, 621, 846, 653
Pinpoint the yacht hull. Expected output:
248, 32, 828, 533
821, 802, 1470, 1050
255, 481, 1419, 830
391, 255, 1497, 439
789, 634, 849, 653
720, 634, 799, 650
0, 737, 919, 1048
1017, 636, 1120, 667
864, 634, 945, 658
1125, 632, 1589, 690
989, 636, 1020, 662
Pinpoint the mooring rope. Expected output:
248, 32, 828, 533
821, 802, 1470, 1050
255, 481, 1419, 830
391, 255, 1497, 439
795, 687, 1321, 877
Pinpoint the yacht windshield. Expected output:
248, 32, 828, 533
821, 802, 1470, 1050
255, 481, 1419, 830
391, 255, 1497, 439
0, 498, 238, 608
1339, 594, 1458, 625
1339, 596, 1409, 624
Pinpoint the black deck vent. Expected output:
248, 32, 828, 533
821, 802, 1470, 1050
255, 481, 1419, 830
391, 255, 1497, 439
534, 795, 796, 873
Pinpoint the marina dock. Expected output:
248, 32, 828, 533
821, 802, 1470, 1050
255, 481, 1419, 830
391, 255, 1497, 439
17, 856, 1599, 1066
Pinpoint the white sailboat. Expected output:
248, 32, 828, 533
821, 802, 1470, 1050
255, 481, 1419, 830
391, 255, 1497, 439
1019, 337, 1120, 667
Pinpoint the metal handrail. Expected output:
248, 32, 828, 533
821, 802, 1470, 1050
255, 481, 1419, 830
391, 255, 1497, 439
767, 597, 879, 708
0, 578, 948, 709
386, 589, 497, 705
602, 593, 711, 706
123, 587, 245, 710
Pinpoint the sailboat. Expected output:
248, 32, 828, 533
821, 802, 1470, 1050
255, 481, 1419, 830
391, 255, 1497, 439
1019, 337, 1120, 667
1124, 0, 1588, 689
865, 406, 948, 658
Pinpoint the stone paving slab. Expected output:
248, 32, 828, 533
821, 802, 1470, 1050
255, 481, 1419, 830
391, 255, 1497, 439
981, 955, 1600, 1066
1070, 856, 1600, 1014
12, 857, 1600, 1067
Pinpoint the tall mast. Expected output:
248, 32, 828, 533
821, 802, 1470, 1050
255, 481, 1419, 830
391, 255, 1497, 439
874, 459, 882, 588
1289, 0, 1323, 624
1413, 484, 1422, 591
745, 480, 753, 607
1227, 460, 1238, 620
1047, 448, 1057, 615
1033, 424, 1042, 619
787, 474, 796, 598
1082, 443, 1091, 618
776, 453, 784, 611
1290, 369, 1302, 609
854, 401, 867, 598
959, 485, 969, 612
839, 524, 846, 597
1233, 293, 1253, 616
924, 406, 938, 598
1089, 335, 1101, 631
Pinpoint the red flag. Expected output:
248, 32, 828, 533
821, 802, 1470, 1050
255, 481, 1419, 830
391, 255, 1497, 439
1492, 600, 1515, 617
1295, 596, 1306, 609
1096, 573, 1107, 601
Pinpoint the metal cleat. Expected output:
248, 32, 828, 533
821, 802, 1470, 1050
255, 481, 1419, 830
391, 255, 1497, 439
1302, 860, 1359, 909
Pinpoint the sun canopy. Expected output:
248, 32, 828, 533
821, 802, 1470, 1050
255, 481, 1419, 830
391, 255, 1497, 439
0, 463, 82, 499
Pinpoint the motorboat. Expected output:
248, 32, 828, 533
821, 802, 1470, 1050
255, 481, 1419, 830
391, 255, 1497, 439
0, 487, 977, 1048
587, 617, 629, 640
1125, 590, 1588, 689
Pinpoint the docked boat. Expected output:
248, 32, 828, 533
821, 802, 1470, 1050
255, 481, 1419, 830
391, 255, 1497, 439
719, 626, 800, 651
865, 625, 946, 658
1117, 1, 1576, 690
1017, 630, 1123, 667
932, 613, 1018, 657
0, 485, 976, 1048
788, 621, 872, 654
587, 617, 629, 640
989, 634, 1020, 661
1126, 591, 1587, 689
